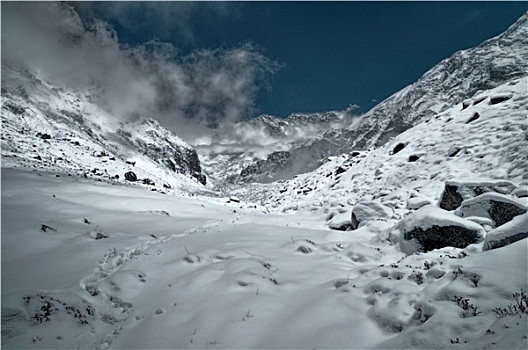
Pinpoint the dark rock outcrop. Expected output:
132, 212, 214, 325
398, 206, 485, 253
240, 151, 293, 183
404, 225, 482, 252
118, 119, 207, 186
438, 180, 517, 211
490, 96, 511, 105
457, 192, 527, 227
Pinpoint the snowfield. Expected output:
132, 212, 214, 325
2, 168, 527, 349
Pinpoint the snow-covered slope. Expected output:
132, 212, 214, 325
2, 165, 526, 349
226, 13, 528, 184
236, 75, 527, 215
1, 63, 208, 193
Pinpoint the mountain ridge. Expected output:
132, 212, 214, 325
231, 13, 528, 184
1, 62, 209, 193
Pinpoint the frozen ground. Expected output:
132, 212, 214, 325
2, 168, 527, 349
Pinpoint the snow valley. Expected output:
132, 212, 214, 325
2, 8, 528, 350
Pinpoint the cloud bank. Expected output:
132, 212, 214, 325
2, 2, 281, 140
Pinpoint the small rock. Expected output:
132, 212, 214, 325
124, 171, 137, 182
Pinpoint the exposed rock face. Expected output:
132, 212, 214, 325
404, 225, 482, 252
484, 214, 528, 250
438, 180, 517, 210
240, 151, 292, 183
120, 119, 207, 185
439, 184, 465, 211
457, 192, 527, 227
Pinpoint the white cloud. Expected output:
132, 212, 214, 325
2, 2, 280, 140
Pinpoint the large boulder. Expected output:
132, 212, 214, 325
397, 205, 485, 253
328, 212, 353, 231
456, 192, 527, 227
484, 214, 528, 250
351, 201, 393, 230
438, 180, 517, 211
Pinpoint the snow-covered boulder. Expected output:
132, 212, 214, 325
438, 179, 517, 211
484, 213, 528, 250
397, 205, 485, 253
351, 201, 393, 230
328, 212, 353, 231
512, 184, 528, 198
456, 192, 527, 227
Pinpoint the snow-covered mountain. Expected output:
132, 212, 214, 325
195, 110, 353, 185
236, 75, 527, 212
1, 62, 209, 194
229, 13, 528, 183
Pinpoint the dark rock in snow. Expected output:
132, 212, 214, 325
490, 95, 511, 105
457, 192, 527, 227
448, 147, 461, 157
335, 166, 347, 176
473, 97, 486, 105
438, 180, 517, 211
141, 178, 155, 186
392, 143, 406, 155
408, 155, 420, 162
229, 196, 240, 203
124, 171, 137, 182
398, 206, 485, 253
466, 112, 480, 124
405, 225, 482, 252
37, 133, 52, 140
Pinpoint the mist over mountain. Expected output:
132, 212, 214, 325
2, 2, 281, 142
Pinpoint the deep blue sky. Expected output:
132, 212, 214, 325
74, 1, 527, 118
